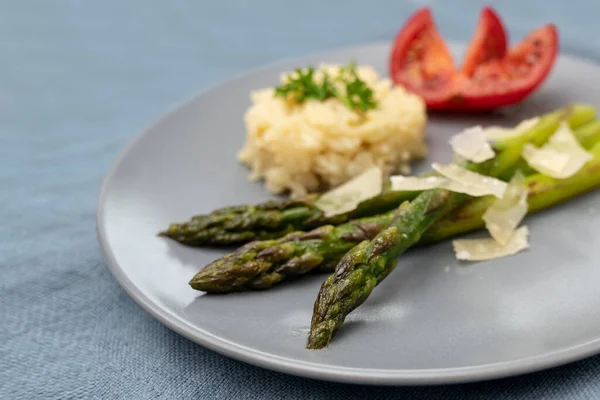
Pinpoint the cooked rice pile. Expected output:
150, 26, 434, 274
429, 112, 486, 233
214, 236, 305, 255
238, 64, 428, 197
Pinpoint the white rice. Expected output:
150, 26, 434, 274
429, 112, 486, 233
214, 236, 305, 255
238, 64, 428, 197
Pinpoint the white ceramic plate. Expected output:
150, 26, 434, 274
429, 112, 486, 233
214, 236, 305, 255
97, 42, 600, 385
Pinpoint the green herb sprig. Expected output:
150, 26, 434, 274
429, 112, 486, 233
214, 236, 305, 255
274, 61, 377, 112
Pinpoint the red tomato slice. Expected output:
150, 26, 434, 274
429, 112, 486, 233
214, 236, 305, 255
388, 8, 460, 104
461, 7, 508, 77
390, 9, 559, 112
456, 24, 559, 111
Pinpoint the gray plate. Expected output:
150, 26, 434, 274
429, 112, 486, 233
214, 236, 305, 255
97, 42, 600, 385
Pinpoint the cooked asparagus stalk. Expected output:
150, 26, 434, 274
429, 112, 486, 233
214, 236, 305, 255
189, 115, 600, 293
160, 104, 596, 246
307, 107, 595, 349
159, 190, 418, 246
308, 189, 467, 349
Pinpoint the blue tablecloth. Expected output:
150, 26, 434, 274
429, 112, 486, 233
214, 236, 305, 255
3, 1, 600, 398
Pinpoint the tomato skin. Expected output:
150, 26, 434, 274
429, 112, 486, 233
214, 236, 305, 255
461, 7, 508, 77
388, 8, 458, 104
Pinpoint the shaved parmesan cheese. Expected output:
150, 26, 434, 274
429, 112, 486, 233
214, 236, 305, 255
389, 175, 448, 191
453, 226, 529, 261
482, 172, 528, 245
450, 126, 495, 163
523, 145, 570, 174
315, 167, 382, 217
432, 163, 508, 198
391, 165, 508, 198
484, 117, 540, 142
453, 173, 529, 262
522, 121, 593, 179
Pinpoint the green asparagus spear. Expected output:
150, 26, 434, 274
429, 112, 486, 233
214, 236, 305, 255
158, 189, 419, 246
160, 105, 596, 246
307, 107, 595, 349
308, 189, 467, 349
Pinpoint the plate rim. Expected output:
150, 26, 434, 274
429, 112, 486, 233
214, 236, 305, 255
96, 40, 600, 385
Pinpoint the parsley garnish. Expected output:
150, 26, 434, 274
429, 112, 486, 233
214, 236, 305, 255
274, 61, 377, 112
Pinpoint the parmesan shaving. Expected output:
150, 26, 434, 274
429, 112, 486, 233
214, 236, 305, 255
390, 164, 508, 198
523, 146, 570, 174
484, 117, 540, 141
432, 163, 508, 198
389, 175, 448, 191
482, 172, 528, 246
522, 121, 593, 178
450, 126, 495, 163
315, 167, 382, 217
453, 226, 529, 261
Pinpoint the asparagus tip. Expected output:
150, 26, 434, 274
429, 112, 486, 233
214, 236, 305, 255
307, 322, 335, 349
188, 271, 217, 292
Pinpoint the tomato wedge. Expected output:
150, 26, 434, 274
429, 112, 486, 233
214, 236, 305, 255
388, 8, 459, 105
459, 25, 559, 111
389, 8, 559, 112
461, 7, 507, 77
